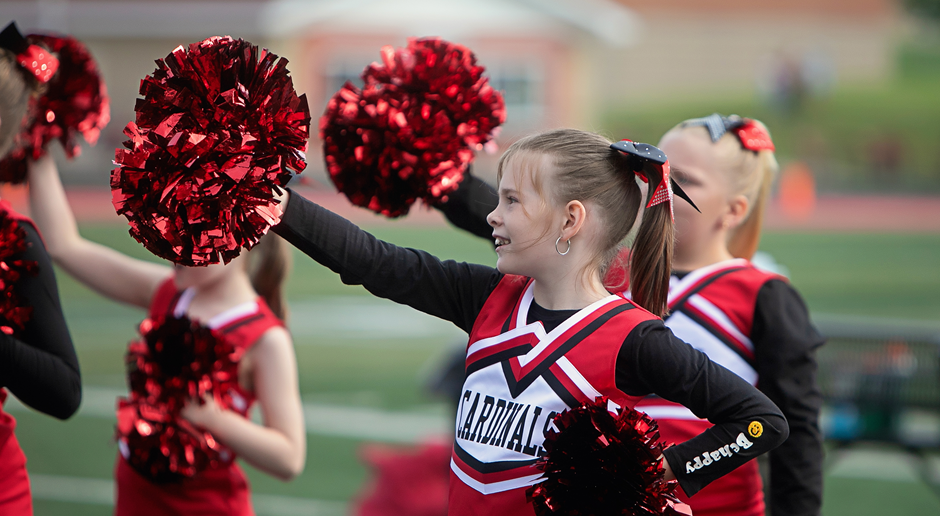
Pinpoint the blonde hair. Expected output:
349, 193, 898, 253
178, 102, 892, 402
496, 128, 674, 317
670, 119, 779, 260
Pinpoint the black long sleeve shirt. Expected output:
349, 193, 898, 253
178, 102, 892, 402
439, 173, 824, 515
0, 219, 81, 420
274, 191, 787, 497
751, 280, 825, 516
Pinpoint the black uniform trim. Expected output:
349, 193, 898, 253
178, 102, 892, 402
501, 303, 633, 398
676, 306, 756, 366
466, 345, 532, 377
453, 442, 538, 473
219, 312, 265, 334
668, 267, 747, 312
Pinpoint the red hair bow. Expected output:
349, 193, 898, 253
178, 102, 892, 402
0, 22, 59, 83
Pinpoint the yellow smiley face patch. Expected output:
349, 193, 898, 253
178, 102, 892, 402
748, 421, 763, 438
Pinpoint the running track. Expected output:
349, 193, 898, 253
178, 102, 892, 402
2, 185, 939, 232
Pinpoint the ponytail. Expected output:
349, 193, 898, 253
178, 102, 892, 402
728, 150, 777, 259
247, 232, 292, 321
629, 184, 675, 319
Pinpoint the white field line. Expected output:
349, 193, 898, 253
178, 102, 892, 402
6, 386, 451, 444
29, 474, 348, 516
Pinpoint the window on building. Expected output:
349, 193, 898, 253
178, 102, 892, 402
487, 61, 544, 128
324, 56, 374, 104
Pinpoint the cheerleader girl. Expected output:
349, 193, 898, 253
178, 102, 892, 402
27, 154, 305, 516
0, 28, 82, 516
272, 128, 788, 515
634, 115, 824, 516
435, 117, 823, 516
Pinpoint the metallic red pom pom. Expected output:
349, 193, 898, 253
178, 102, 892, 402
0, 209, 38, 335
0, 34, 110, 183
117, 314, 243, 483
321, 37, 505, 218
111, 36, 310, 266
526, 397, 687, 516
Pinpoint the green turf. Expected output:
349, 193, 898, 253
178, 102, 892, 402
12, 222, 940, 516
759, 232, 940, 319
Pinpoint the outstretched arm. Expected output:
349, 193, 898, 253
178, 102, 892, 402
0, 221, 81, 419
180, 326, 305, 480
272, 189, 501, 333
27, 155, 170, 308
433, 172, 499, 241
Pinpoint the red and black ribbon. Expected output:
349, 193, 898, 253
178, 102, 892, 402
610, 139, 699, 222
684, 113, 775, 152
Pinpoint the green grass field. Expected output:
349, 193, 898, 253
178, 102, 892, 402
11, 222, 940, 515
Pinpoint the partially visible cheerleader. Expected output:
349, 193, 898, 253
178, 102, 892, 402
27, 154, 305, 516
0, 23, 82, 516
635, 115, 823, 516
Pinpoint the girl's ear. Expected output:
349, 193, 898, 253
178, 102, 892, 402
724, 194, 750, 229
560, 200, 587, 240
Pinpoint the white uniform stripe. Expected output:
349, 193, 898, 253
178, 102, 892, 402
171, 287, 260, 329
687, 294, 753, 351
639, 405, 703, 421
555, 357, 602, 401
515, 282, 536, 329
518, 294, 621, 367
667, 258, 748, 304
666, 312, 758, 385
207, 301, 260, 329
450, 459, 544, 494
467, 323, 546, 357
172, 287, 197, 317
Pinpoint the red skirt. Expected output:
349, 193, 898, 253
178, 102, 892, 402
0, 396, 33, 516
115, 455, 254, 516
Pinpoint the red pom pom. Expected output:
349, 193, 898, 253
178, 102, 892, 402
0, 34, 110, 184
111, 36, 310, 266
526, 397, 688, 516
321, 37, 505, 218
117, 314, 243, 482
0, 210, 38, 335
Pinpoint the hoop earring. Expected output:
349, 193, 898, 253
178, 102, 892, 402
555, 236, 571, 256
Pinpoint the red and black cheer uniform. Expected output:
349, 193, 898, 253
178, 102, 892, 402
0, 200, 82, 515
635, 259, 825, 516
440, 174, 825, 516
114, 277, 283, 516
273, 191, 788, 516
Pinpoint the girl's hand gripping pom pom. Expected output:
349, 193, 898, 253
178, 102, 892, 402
117, 314, 243, 483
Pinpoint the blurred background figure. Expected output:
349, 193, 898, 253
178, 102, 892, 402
1, 1, 939, 515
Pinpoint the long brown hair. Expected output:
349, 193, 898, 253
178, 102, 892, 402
496, 129, 674, 317
247, 232, 292, 321
0, 48, 36, 160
